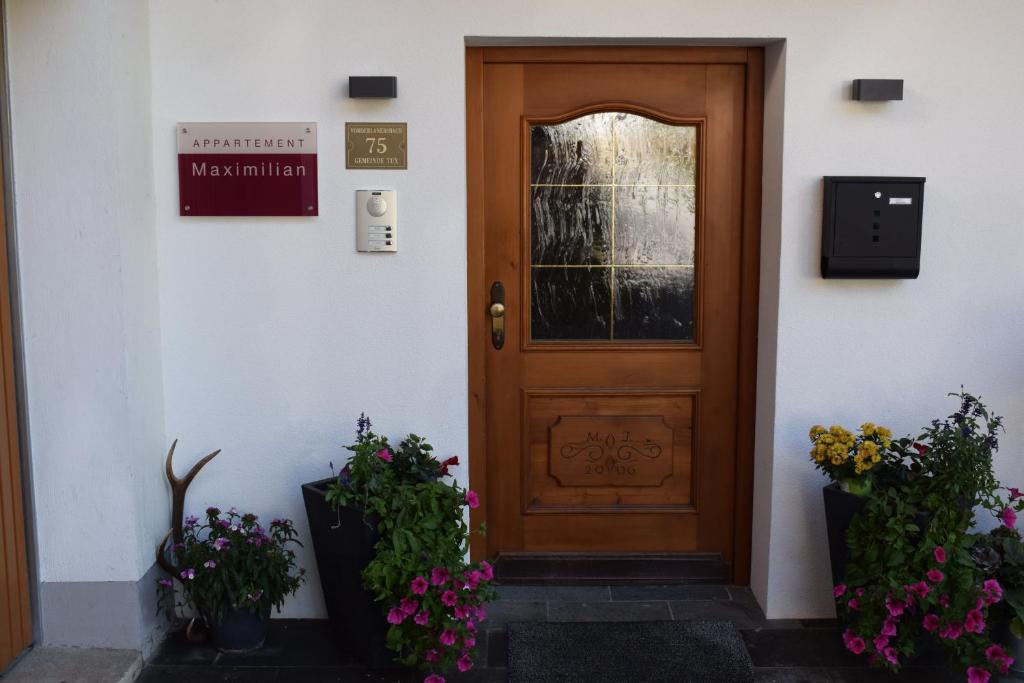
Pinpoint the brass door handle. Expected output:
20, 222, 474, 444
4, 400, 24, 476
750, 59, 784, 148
489, 281, 505, 349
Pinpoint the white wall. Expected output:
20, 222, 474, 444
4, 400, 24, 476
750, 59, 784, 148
7, 0, 166, 586
6, 0, 1024, 628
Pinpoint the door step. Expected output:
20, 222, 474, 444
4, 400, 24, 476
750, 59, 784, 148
493, 552, 730, 585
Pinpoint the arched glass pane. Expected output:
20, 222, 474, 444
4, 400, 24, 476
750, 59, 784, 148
529, 112, 697, 341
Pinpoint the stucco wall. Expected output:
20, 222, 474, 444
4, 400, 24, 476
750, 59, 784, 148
4, 0, 1024, 636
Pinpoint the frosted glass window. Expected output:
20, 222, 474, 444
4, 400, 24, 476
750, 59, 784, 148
530, 113, 697, 341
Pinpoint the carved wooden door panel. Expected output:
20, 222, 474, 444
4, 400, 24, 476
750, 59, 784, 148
470, 47, 761, 578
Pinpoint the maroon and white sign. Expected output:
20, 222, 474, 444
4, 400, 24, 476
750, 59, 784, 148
178, 122, 318, 216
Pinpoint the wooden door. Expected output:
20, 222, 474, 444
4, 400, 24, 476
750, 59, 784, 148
467, 47, 762, 582
0, 97, 32, 668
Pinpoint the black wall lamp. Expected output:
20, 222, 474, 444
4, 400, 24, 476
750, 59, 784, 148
349, 76, 398, 99
852, 79, 903, 101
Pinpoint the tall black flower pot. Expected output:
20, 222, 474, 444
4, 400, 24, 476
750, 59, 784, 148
301, 478, 393, 667
822, 483, 868, 587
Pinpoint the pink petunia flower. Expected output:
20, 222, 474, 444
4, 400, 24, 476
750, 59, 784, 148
882, 647, 899, 666
873, 635, 889, 652
441, 590, 458, 607
431, 567, 450, 586
922, 614, 939, 632
926, 569, 945, 583
377, 449, 393, 462
933, 546, 947, 564
400, 598, 419, 615
880, 619, 897, 637
424, 674, 445, 683
463, 635, 476, 648
983, 579, 1003, 605
457, 654, 474, 672
842, 631, 865, 655
848, 599, 860, 611
387, 608, 406, 625
411, 576, 429, 595
439, 629, 457, 647
986, 644, 1014, 675
939, 621, 962, 640
465, 620, 477, 633
885, 599, 904, 617
909, 581, 930, 600
424, 649, 439, 663
414, 610, 430, 626
1000, 507, 1017, 528
480, 561, 494, 581
964, 609, 985, 634
966, 667, 991, 683
454, 605, 472, 620
1011, 487, 1023, 500
834, 584, 847, 598
475, 605, 488, 622
939, 593, 950, 608
465, 490, 480, 509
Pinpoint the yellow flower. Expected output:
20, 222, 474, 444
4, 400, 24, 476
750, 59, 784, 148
829, 425, 845, 437
860, 422, 876, 436
876, 426, 892, 440
871, 453, 881, 463
809, 425, 826, 440
810, 446, 826, 463
829, 443, 847, 459
831, 454, 845, 466
819, 434, 836, 446
857, 441, 879, 460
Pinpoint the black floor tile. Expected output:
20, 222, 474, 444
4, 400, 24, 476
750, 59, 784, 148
486, 601, 548, 627
137, 665, 280, 682
216, 620, 350, 667
799, 619, 841, 629
610, 584, 728, 601
275, 668, 413, 683
494, 584, 609, 602
825, 666, 960, 682
671, 599, 770, 629
486, 630, 508, 668
547, 601, 671, 622
146, 629, 220, 666
754, 667, 832, 683
742, 629, 859, 668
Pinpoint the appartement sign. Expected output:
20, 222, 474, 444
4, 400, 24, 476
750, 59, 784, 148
177, 122, 318, 216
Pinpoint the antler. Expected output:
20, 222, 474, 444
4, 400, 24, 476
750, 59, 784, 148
155, 439, 221, 576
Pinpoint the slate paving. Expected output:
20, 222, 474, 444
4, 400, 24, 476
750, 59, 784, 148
138, 585, 1001, 682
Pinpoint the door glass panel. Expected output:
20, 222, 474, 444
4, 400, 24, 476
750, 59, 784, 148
530, 112, 698, 341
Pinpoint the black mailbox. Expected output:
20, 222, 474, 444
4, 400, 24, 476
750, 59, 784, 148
821, 176, 925, 278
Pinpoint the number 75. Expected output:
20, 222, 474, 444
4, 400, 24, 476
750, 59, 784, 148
365, 137, 387, 154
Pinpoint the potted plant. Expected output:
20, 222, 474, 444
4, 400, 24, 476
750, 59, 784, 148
834, 391, 1024, 682
810, 422, 895, 583
157, 507, 305, 652
971, 506, 1024, 674
303, 415, 494, 682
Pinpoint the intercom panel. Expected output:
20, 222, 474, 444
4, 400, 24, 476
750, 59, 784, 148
356, 190, 396, 253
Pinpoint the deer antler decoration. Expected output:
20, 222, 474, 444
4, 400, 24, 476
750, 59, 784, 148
156, 439, 221, 576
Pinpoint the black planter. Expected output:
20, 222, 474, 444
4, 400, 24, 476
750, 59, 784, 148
301, 477, 393, 667
823, 483, 868, 587
823, 483, 931, 586
208, 606, 269, 653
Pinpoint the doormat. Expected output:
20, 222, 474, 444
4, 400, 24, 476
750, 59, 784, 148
507, 620, 753, 683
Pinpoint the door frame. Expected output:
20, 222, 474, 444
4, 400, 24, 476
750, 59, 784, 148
465, 45, 763, 584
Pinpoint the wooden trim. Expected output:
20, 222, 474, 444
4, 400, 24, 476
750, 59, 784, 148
0, 103, 31, 664
466, 47, 487, 562
730, 47, 765, 585
482, 46, 750, 64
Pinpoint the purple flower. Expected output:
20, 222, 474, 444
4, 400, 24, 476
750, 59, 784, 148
414, 610, 430, 626
431, 567, 450, 586
1000, 507, 1017, 528
213, 537, 230, 551
441, 590, 457, 607
400, 598, 419, 616
180, 568, 195, 581
216, 519, 230, 528
457, 654, 474, 672
439, 629, 457, 647
184, 515, 199, 528
158, 578, 173, 588
387, 607, 406, 625
204, 560, 216, 569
